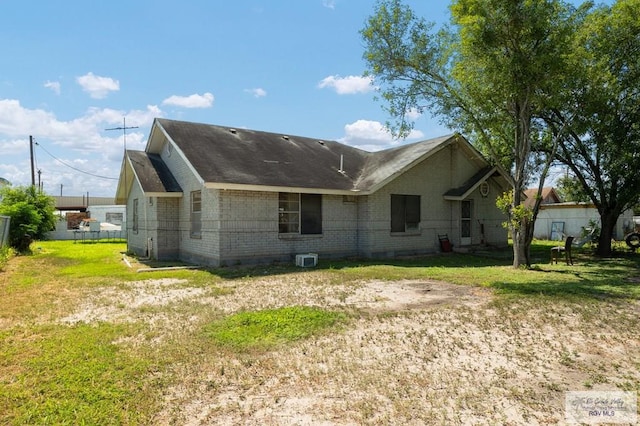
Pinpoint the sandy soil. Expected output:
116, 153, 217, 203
58, 275, 640, 425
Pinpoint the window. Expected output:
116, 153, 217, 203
191, 190, 202, 238
391, 194, 421, 232
106, 212, 123, 225
132, 199, 139, 233
279, 193, 322, 234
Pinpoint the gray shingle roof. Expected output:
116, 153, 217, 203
153, 118, 457, 193
157, 118, 369, 191
128, 151, 182, 194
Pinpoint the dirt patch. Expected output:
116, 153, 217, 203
59, 278, 488, 325
59, 278, 205, 325
345, 279, 489, 311
52, 276, 639, 425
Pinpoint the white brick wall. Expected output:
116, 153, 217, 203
135, 138, 507, 265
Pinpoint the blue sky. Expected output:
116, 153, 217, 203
0, 0, 455, 197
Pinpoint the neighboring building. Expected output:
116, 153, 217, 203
523, 187, 562, 209
46, 202, 126, 240
533, 201, 635, 241
115, 118, 511, 266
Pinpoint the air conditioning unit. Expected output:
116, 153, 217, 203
296, 253, 318, 267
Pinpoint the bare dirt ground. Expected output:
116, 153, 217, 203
59, 275, 640, 425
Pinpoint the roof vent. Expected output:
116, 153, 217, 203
229, 128, 237, 134
282, 135, 290, 141
318, 140, 325, 145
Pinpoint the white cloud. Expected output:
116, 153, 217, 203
44, 80, 61, 95
244, 88, 267, 98
76, 72, 120, 99
0, 138, 27, 156
339, 119, 424, 151
318, 75, 374, 95
405, 107, 422, 120
0, 99, 162, 195
162, 92, 214, 108
322, 0, 336, 9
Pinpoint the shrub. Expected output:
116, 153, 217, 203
0, 186, 56, 252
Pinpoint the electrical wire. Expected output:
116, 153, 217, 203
34, 140, 119, 180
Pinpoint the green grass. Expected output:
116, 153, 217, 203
322, 241, 640, 301
0, 239, 638, 424
204, 306, 347, 351
0, 323, 157, 425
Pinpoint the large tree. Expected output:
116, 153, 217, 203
0, 185, 56, 252
544, 0, 640, 256
361, 0, 581, 267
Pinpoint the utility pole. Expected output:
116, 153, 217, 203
29, 135, 35, 187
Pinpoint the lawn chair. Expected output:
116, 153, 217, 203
572, 227, 596, 248
550, 235, 574, 265
438, 234, 452, 252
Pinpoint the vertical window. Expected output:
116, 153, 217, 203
279, 193, 322, 234
461, 200, 472, 239
132, 199, 139, 233
191, 190, 202, 238
391, 194, 421, 232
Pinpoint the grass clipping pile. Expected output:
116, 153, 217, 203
60, 273, 639, 425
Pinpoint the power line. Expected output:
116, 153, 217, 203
34, 140, 119, 180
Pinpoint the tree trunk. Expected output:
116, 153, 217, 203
597, 210, 618, 257
512, 225, 528, 268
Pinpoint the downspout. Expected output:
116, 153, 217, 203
145, 196, 150, 258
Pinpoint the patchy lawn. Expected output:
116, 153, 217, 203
1, 240, 638, 425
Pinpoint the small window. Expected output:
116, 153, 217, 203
106, 212, 123, 225
279, 193, 322, 235
391, 194, 421, 232
132, 199, 139, 233
191, 190, 202, 238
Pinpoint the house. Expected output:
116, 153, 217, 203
115, 118, 510, 266
523, 187, 562, 208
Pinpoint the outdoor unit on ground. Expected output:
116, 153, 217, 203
295, 253, 318, 267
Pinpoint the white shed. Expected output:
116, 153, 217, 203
534, 202, 635, 241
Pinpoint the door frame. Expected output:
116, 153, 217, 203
461, 199, 473, 246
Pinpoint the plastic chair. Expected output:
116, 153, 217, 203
550, 236, 574, 265
438, 234, 452, 252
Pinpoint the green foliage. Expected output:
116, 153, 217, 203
204, 306, 347, 351
0, 185, 56, 252
550, 0, 640, 255
496, 190, 533, 232
361, 0, 579, 267
555, 174, 590, 202
0, 245, 14, 270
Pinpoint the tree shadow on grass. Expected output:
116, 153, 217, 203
490, 262, 640, 301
